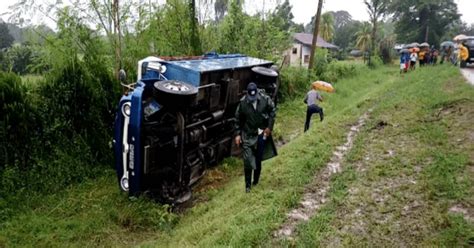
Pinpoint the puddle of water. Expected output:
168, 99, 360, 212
461, 69, 474, 86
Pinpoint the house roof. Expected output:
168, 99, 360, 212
293, 33, 339, 50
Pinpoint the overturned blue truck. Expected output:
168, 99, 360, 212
113, 53, 279, 203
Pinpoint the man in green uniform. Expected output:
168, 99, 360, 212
235, 82, 277, 193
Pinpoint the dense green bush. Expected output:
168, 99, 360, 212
0, 72, 38, 172
321, 62, 359, 83
0, 56, 119, 203
278, 67, 316, 101
38, 58, 116, 163
369, 55, 384, 68
0, 9, 121, 207
312, 49, 329, 77
278, 56, 363, 102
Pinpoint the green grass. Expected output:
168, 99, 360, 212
293, 65, 474, 246
1, 64, 473, 247
0, 173, 177, 247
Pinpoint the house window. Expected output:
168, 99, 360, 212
292, 47, 298, 54
304, 55, 309, 63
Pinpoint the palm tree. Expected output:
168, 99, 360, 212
379, 33, 396, 63
319, 12, 334, 42
355, 22, 372, 52
364, 0, 387, 62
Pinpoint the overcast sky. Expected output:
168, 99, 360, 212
1, 0, 473, 28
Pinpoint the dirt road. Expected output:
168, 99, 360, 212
461, 66, 474, 86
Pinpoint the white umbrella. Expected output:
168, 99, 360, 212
454, 34, 468, 41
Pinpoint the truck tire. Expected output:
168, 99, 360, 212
460, 60, 467, 68
153, 80, 198, 108
252, 66, 278, 77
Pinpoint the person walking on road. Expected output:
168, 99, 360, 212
235, 82, 277, 193
304, 85, 324, 132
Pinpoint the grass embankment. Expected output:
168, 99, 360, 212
2, 64, 472, 247
293, 65, 474, 246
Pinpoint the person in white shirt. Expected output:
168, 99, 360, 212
410, 51, 418, 70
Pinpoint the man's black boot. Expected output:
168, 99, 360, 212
253, 169, 260, 186
245, 168, 252, 193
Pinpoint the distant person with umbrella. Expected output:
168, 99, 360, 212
430, 45, 439, 65
410, 48, 418, 70
304, 81, 333, 132
400, 49, 409, 73
440, 41, 454, 64
419, 49, 426, 67
419, 42, 430, 66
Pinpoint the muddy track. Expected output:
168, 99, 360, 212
273, 110, 371, 240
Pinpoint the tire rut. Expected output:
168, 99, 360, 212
273, 110, 371, 240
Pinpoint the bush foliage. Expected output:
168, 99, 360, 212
278, 52, 362, 102
0, 14, 120, 205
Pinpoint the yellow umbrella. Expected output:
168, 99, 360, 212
312, 81, 335, 93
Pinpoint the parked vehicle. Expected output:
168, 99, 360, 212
460, 37, 474, 68
113, 53, 279, 203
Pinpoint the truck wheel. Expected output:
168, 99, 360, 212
153, 80, 198, 108
460, 60, 467, 68
252, 66, 279, 77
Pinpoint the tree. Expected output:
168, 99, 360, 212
189, 0, 202, 55
320, 12, 334, 42
355, 22, 372, 52
379, 33, 396, 64
214, 0, 229, 22
7, 44, 33, 75
308, 0, 323, 70
219, 0, 245, 53
389, 0, 460, 46
331, 10, 353, 30
364, 0, 388, 62
334, 20, 362, 49
271, 0, 294, 32
463, 23, 474, 36
269, 0, 304, 34
0, 22, 14, 49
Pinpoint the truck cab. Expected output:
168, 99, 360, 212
113, 53, 279, 203
460, 37, 474, 68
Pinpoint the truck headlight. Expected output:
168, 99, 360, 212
121, 177, 129, 191
122, 102, 131, 117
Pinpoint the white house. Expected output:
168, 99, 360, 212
287, 33, 339, 67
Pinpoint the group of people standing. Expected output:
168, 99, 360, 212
400, 45, 439, 73
440, 43, 470, 66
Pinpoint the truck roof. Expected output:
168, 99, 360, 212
164, 55, 273, 73
139, 54, 274, 87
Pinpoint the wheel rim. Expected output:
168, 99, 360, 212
163, 81, 190, 92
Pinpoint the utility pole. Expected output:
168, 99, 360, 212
308, 0, 323, 70
424, 25, 429, 42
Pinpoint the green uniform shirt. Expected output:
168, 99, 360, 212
235, 90, 277, 169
